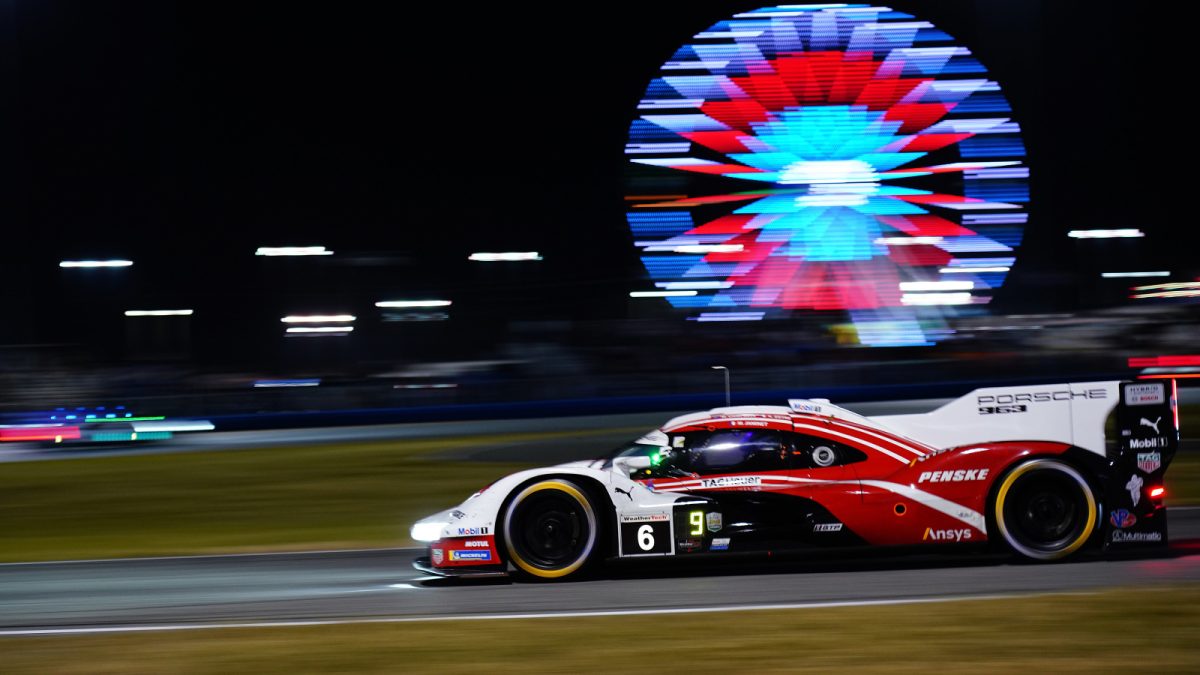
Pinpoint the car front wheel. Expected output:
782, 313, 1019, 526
502, 478, 598, 580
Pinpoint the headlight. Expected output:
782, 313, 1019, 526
410, 521, 448, 543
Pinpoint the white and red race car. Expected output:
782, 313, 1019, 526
411, 380, 1179, 580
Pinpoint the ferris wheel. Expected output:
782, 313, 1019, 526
626, 4, 1028, 346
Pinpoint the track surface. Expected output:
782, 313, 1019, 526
3, 510, 1199, 632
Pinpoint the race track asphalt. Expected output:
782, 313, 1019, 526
3, 509, 1198, 633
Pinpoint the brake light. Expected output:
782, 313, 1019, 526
1150, 487, 1165, 498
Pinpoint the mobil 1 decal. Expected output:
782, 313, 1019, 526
1117, 381, 1178, 462
619, 513, 671, 556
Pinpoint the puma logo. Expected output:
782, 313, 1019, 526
1140, 416, 1162, 434
614, 487, 634, 501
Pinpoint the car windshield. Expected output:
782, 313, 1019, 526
599, 441, 669, 469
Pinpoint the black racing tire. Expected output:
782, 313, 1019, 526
992, 458, 1097, 561
502, 478, 598, 580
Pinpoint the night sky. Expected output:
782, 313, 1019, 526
3, 1, 1184, 367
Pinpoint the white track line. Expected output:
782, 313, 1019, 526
0, 590, 1095, 637
0, 547, 421, 567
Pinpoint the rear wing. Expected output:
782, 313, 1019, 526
870, 380, 1179, 457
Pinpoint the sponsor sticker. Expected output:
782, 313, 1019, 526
1136, 452, 1163, 473
456, 526, 489, 536
813, 523, 844, 533
1111, 530, 1163, 543
450, 510, 466, 520
917, 469, 989, 483
1125, 383, 1165, 406
463, 539, 490, 548
1123, 473, 1142, 504
700, 476, 762, 489
1139, 416, 1163, 434
620, 513, 670, 523
1109, 509, 1137, 529
677, 538, 702, 552
448, 550, 493, 562
431, 548, 444, 565
788, 400, 823, 414
922, 527, 972, 542
1130, 437, 1169, 450
710, 537, 731, 551
1126, 474, 1144, 506
706, 512, 723, 532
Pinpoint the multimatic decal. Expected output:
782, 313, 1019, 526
1111, 530, 1162, 543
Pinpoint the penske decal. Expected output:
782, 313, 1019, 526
917, 469, 989, 483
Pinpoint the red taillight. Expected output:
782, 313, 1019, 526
1150, 487, 1166, 498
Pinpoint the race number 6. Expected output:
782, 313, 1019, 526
638, 524, 654, 550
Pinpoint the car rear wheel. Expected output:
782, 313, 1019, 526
993, 458, 1097, 561
502, 479, 598, 580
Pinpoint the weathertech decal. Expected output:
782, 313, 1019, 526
917, 469, 989, 483
620, 513, 669, 523
923, 527, 973, 542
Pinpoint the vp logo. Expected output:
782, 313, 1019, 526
1140, 416, 1162, 434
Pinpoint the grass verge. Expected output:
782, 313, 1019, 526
0, 434, 556, 562
1, 414, 1197, 563
3, 585, 1198, 673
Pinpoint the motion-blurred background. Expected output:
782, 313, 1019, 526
3, 0, 1192, 421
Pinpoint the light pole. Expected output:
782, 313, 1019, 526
711, 365, 730, 406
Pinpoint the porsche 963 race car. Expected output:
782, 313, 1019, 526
411, 380, 1178, 579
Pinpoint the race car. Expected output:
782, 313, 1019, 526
411, 379, 1179, 579
0, 406, 214, 446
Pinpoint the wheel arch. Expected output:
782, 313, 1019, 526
985, 450, 1102, 560
495, 472, 616, 575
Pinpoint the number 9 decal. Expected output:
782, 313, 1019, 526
689, 511, 704, 536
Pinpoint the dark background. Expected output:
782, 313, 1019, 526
2, 1, 1187, 376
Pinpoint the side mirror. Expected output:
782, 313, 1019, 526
613, 454, 652, 476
